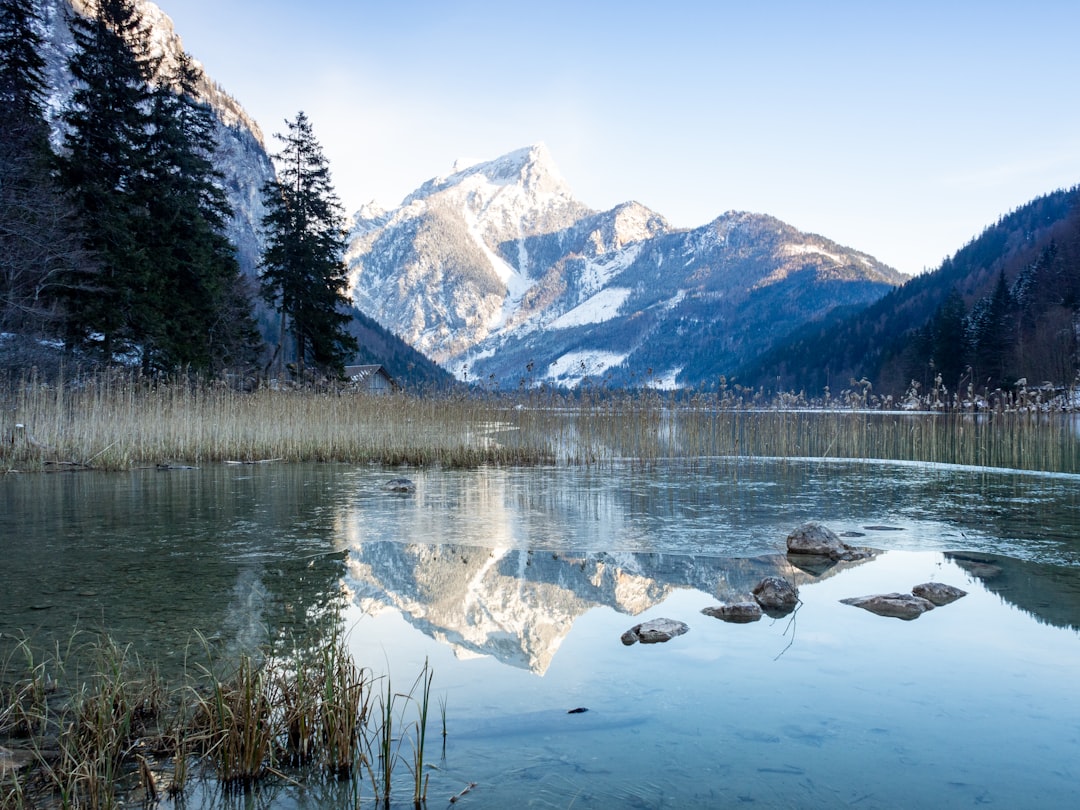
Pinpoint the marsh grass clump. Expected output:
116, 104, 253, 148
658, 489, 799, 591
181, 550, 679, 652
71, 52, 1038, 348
316, 635, 370, 780
0, 634, 166, 809
190, 641, 278, 790
2, 627, 442, 808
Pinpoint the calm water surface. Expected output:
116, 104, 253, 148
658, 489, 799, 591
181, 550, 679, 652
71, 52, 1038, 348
2, 460, 1079, 808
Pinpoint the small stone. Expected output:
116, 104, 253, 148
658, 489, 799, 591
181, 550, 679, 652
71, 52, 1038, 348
567, 707, 589, 714
840, 593, 935, 620
702, 601, 763, 623
753, 577, 799, 614
912, 582, 967, 606
621, 618, 689, 645
384, 478, 416, 493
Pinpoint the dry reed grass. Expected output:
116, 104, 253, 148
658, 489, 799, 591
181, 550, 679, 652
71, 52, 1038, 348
2, 372, 1077, 474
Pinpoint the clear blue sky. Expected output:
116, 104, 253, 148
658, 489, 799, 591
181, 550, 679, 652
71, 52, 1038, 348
160, 0, 1080, 276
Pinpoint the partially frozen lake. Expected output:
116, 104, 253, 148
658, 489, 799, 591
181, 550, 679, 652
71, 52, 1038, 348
3, 460, 1078, 808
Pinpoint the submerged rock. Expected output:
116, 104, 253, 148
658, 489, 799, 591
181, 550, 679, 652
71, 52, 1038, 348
702, 602, 763, 623
384, 478, 416, 493
840, 593, 935, 620
752, 577, 799, 616
0, 746, 31, 776
787, 521, 872, 561
621, 618, 689, 645
912, 582, 967, 606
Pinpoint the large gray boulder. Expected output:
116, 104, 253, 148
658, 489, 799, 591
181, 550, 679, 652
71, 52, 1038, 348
621, 618, 689, 645
787, 522, 872, 561
840, 593, 935, 620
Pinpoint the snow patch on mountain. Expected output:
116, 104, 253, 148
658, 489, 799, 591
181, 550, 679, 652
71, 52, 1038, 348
579, 245, 643, 296
550, 288, 631, 329
546, 350, 628, 386
648, 368, 684, 390
782, 242, 846, 265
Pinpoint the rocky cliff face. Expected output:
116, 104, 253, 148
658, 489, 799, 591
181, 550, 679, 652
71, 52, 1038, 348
346, 145, 907, 389
40, 0, 274, 275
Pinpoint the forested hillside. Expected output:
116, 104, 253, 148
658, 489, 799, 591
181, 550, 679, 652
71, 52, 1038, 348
740, 187, 1080, 401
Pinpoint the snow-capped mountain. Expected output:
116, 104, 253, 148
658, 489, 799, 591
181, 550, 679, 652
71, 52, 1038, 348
39, 0, 273, 275
346, 145, 907, 389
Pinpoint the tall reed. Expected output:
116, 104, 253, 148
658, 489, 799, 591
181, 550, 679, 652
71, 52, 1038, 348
367, 672, 399, 808
408, 659, 434, 807
3, 372, 1077, 473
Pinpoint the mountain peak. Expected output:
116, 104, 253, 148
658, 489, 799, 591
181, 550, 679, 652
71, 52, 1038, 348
406, 143, 573, 204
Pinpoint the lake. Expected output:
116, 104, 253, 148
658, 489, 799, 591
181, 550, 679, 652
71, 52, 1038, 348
3, 459, 1079, 808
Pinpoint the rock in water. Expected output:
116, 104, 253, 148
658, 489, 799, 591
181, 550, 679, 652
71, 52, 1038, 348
787, 521, 872, 561
752, 577, 799, 615
384, 478, 416, 493
621, 618, 689, 645
912, 582, 967, 606
840, 593, 935, 620
701, 602, 763, 623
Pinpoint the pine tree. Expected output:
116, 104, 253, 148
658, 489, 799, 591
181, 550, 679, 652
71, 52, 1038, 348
969, 270, 1015, 388
57, 0, 157, 360
0, 0, 88, 343
260, 112, 357, 379
0, 0, 47, 122
138, 52, 261, 374
928, 289, 968, 390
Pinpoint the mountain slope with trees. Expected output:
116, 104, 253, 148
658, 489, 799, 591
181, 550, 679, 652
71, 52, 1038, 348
740, 187, 1080, 401
1, 0, 453, 389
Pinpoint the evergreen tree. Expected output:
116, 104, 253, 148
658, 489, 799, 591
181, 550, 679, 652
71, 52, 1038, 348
56, 0, 157, 360
0, 0, 47, 122
137, 52, 261, 374
260, 112, 357, 378
969, 270, 1015, 388
928, 288, 968, 390
0, 0, 88, 342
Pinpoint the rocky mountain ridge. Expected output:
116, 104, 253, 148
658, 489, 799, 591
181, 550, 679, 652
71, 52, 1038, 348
345, 145, 907, 389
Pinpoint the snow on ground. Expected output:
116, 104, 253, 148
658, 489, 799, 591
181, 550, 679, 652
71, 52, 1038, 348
549, 288, 631, 330
783, 243, 845, 264
579, 244, 643, 295
646, 367, 683, 390
546, 350, 628, 387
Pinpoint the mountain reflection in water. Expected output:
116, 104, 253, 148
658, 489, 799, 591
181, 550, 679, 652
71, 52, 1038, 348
343, 542, 877, 673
